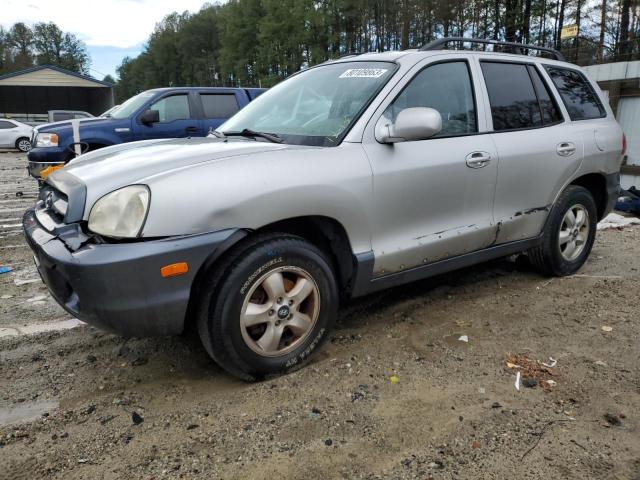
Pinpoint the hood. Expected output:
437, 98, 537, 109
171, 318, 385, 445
56, 137, 293, 195
35, 117, 114, 133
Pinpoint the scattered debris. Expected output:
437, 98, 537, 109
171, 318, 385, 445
26, 295, 47, 303
131, 357, 148, 367
0, 266, 13, 274
601, 325, 613, 332
14, 278, 39, 286
603, 413, 622, 426
522, 378, 537, 388
514, 371, 521, 391
471, 441, 481, 449
541, 357, 557, 368
594, 360, 607, 367
186, 424, 199, 430
506, 353, 558, 391
491, 402, 502, 409
458, 335, 469, 343
597, 212, 640, 230
545, 380, 557, 388
324, 438, 333, 446
389, 375, 399, 384
131, 412, 144, 425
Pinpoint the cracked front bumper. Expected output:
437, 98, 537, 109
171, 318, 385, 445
22, 208, 243, 337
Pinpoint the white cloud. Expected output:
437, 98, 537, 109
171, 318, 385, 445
1, 0, 210, 48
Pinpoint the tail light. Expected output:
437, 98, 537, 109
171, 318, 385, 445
622, 133, 627, 158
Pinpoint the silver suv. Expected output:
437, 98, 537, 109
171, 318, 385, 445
24, 38, 623, 380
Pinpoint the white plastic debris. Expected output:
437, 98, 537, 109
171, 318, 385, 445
598, 213, 640, 230
26, 295, 47, 303
458, 335, 469, 343
542, 357, 557, 368
514, 371, 521, 391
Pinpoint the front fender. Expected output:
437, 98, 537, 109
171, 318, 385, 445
142, 144, 375, 253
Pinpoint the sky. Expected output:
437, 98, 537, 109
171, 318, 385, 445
0, 0, 211, 80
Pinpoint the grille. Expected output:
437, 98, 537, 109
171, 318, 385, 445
39, 185, 69, 222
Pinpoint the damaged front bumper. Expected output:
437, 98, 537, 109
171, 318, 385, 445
22, 206, 243, 337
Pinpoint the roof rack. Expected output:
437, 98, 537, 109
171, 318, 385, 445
419, 37, 565, 61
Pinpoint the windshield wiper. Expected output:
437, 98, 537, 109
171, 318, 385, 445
220, 128, 283, 144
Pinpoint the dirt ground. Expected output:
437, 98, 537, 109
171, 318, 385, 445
1, 150, 639, 480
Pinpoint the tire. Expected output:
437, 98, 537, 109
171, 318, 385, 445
15, 137, 31, 152
197, 234, 338, 381
528, 185, 597, 276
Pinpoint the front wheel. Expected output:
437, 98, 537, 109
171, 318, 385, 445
197, 234, 338, 381
528, 185, 597, 276
16, 137, 31, 152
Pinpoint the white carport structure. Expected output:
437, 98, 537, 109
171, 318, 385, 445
584, 61, 640, 188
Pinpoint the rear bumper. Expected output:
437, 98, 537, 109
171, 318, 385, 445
23, 208, 244, 337
603, 172, 621, 218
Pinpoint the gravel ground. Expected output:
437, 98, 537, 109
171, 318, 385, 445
1, 151, 639, 479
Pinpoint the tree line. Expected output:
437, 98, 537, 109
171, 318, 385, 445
0, 22, 90, 76
114, 0, 640, 101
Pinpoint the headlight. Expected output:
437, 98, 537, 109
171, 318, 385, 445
88, 185, 150, 238
35, 133, 58, 148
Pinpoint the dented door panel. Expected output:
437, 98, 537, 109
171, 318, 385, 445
489, 125, 583, 243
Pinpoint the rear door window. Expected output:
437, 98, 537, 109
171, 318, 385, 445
201, 94, 239, 119
481, 62, 542, 131
544, 66, 606, 120
0, 120, 14, 129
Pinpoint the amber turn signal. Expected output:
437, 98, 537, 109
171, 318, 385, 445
160, 262, 189, 278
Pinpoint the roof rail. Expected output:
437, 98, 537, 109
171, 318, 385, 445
419, 37, 565, 61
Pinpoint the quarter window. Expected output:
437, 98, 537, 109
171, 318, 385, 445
201, 94, 239, 118
149, 94, 191, 123
385, 61, 477, 137
528, 66, 562, 125
481, 62, 542, 131
545, 66, 605, 120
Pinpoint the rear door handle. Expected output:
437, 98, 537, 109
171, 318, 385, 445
556, 142, 576, 156
465, 151, 491, 169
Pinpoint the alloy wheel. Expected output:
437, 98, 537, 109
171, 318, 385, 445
240, 266, 320, 357
559, 204, 590, 261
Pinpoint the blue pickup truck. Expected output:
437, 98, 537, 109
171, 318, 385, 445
27, 86, 265, 179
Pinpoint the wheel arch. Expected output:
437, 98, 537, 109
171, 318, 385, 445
183, 215, 356, 334
569, 173, 608, 220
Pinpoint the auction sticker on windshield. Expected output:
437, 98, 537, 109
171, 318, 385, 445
339, 68, 388, 78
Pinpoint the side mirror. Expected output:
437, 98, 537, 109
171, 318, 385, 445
376, 107, 442, 143
140, 109, 160, 125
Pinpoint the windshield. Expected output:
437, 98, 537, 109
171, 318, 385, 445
219, 61, 397, 146
109, 92, 155, 119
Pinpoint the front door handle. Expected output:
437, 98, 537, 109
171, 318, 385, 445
556, 142, 576, 156
186, 126, 199, 136
466, 151, 491, 169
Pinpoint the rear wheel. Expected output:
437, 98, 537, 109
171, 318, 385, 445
197, 234, 338, 381
15, 137, 31, 152
528, 185, 597, 276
